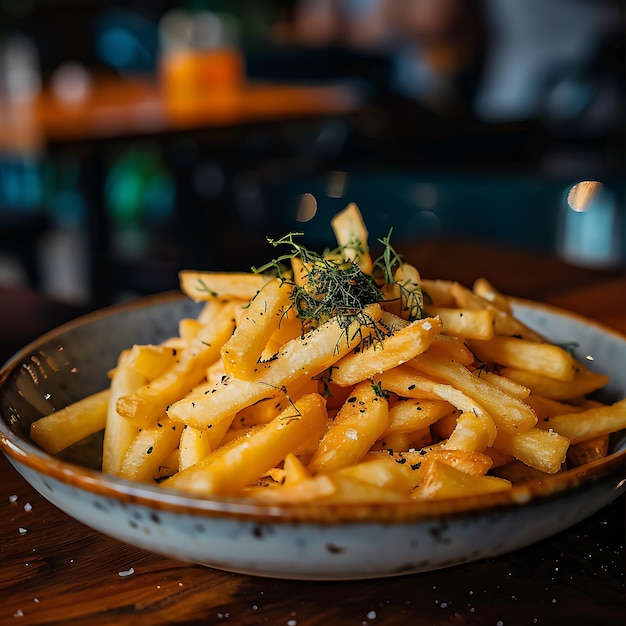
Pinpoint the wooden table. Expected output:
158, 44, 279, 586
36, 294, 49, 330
1, 241, 624, 625
0, 76, 363, 307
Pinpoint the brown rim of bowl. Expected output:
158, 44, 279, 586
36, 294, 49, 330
0, 294, 625, 525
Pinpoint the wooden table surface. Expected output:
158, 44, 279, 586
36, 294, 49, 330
1, 240, 624, 626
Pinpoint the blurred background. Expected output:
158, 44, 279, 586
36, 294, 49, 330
0, 0, 624, 309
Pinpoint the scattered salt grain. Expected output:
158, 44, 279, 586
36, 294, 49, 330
23, 503, 32, 512
366, 610, 377, 620
118, 567, 135, 577
18, 527, 27, 535
13, 609, 24, 617
345, 428, 358, 441
9, 494, 18, 503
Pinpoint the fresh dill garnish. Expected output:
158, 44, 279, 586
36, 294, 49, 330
371, 380, 390, 399
252, 232, 383, 334
372, 229, 426, 321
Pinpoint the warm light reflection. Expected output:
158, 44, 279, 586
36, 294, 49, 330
296, 193, 318, 222
566, 180, 603, 213
326, 171, 347, 198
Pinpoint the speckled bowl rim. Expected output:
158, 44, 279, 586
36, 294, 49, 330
1, 291, 625, 525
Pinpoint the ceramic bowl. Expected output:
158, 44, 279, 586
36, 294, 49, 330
1, 292, 625, 580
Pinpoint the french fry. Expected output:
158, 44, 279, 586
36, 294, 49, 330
164, 393, 328, 496
178, 425, 213, 471
536, 398, 626, 444
330, 202, 373, 273
331, 315, 442, 386
308, 380, 390, 474
383, 398, 454, 436
377, 447, 495, 484
30, 389, 109, 455
444, 411, 493, 453
450, 281, 543, 341
221, 278, 293, 378
500, 366, 609, 401
431, 334, 475, 366
420, 279, 457, 307
472, 277, 512, 313
468, 336, 577, 382
102, 348, 144, 475
494, 428, 569, 474
413, 460, 511, 500
178, 270, 269, 302
472, 369, 530, 399
425, 306, 496, 340
118, 417, 183, 483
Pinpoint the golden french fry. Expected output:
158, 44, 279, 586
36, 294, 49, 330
383, 398, 454, 436
221, 278, 293, 378
30, 389, 109, 455
523, 395, 586, 421
444, 411, 493, 453
472, 277, 512, 313
413, 460, 511, 500
330, 202, 372, 273
501, 366, 609, 401
425, 306, 496, 340
450, 281, 542, 341
431, 334, 475, 366
167, 304, 382, 430
536, 398, 626, 444
468, 336, 577, 382
164, 393, 328, 496
178, 425, 213, 471
494, 427, 569, 474
127, 344, 181, 380
178, 270, 269, 302
331, 316, 442, 386
102, 349, 144, 475
420, 279, 456, 307
380, 447, 495, 483
118, 417, 183, 483
283, 452, 312, 485
473, 369, 530, 399
308, 379, 390, 474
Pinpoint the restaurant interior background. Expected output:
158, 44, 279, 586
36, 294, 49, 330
0, 0, 624, 309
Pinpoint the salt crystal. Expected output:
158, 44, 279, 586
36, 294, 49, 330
23, 503, 32, 512
366, 610, 377, 619
18, 527, 27, 535
345, 428, 358, 441
13, 609, 24, 617
9, 494, 18, 503
118, 567, 135, 577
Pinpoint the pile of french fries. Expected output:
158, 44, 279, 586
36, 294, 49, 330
31, 204, 626, 503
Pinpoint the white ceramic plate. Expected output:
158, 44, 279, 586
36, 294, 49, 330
1, 292, 625, 580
